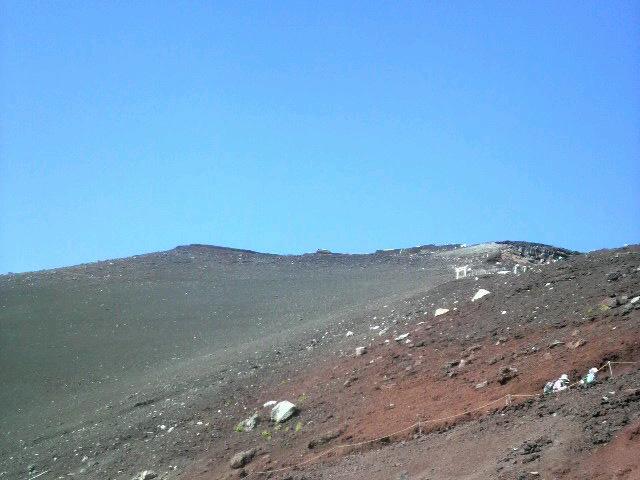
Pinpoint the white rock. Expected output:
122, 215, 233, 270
345, 331, 354, 337
132, 471, 157, 480
263, 400, 277, 408
271, 401, 297, 423
394, 333, 409, 341
434, 308, 449, 317
355, 346, 367, 356
236, 412, 259, 431
472, 289, 491, 302
630, 296, 640, 304
501, 311, 507, 315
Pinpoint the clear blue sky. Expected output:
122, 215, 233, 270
1, 1, 638, 273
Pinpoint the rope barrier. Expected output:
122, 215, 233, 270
242, 359, 638, 477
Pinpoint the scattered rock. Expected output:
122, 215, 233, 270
568, 339, 586, 350
463, 344, 482, 356
345, 331, 354, 337
475, 380, 488, 389
601, 297, 618, 309
308, 427, 344, 449
230, 449, 256, 469
620, 303, 634, 315
271, 401, 297, 423
444, 360, 460, 369
395, 333, 410, 341
263, 400, 277, 408
132, 471, 157, 480
630, 296, 640, 304
548, 340, 565, 349
472, 289, 491, 302
355, 346, 367, 356
343, 377, 357, 387
235, 412, 259, 432
520, 436, 551, 455
434, 308, 449, 317
606, 271, 621, 282
498, 366, 518, 385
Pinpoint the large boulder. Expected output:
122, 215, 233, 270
271, 400, 297, 423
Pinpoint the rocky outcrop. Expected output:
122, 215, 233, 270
497, 241, 579, 262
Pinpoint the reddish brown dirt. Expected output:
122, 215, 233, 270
556, 421, 640, 480
183, 247, 640, 480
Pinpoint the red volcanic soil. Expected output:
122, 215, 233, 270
3, 244, 637, 480
185, 247, 640, 480
557, 421, 640, 480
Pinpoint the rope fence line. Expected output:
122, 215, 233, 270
243, 359, 638, 478
246, 396, 507, 478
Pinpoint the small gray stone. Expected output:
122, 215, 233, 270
620, 303, 634, 315
230, 449, 256, 469
235, 412, 259, 432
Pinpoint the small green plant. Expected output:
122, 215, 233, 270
295, 421, 303, 432
297, 393, 308, 405
260, 430, 271, 439
274, 424, 281, 431
234, 422, 244, 433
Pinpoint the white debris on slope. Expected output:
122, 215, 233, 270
472, 289, 491, 302
434, 308, 449, 317
132, 471, 157, 480
271, 401, 297, 423
394, 333, 409, 341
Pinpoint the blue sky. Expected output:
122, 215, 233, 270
1, 1, 638, 273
